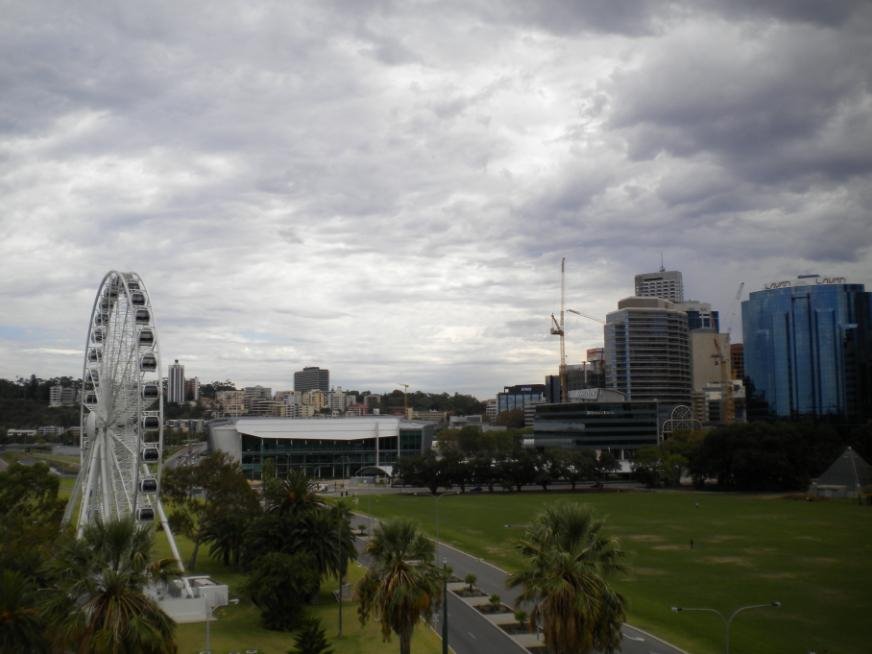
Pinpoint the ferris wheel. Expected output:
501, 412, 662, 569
63, 271, 183, 566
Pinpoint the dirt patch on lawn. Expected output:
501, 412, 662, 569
742, 547, 776, 556
759, 572, 797, 580
632, 567, 667, 576
651, 544, 684, 551
703, 556, 753, 567
706, 535, 743, 543
626, 534, 665, 543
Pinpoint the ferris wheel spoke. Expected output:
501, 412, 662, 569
108, 428, 137, 458
110, 443, 134, 514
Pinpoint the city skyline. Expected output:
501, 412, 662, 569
1, 2, 871, 398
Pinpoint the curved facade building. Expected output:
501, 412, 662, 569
604, 297, 691, 406
742, 276, 871, 418
207, 416, 435, 479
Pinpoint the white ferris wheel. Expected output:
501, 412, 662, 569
63, 271, 183, 567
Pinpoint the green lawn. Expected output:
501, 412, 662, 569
153, 532, 445, 654
361, 490, 871, 654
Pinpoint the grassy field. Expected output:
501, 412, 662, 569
152, 533, 444, 654
360, 490, 871, 654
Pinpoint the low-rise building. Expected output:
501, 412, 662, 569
532, 389, 658, 460
207, 416, 435, 480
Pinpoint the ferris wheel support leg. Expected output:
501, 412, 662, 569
100, 434, 115, 523
61, 466, 84, 527
78, 439, 102, 538
156, 499, 187, 574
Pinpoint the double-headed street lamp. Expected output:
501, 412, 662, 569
671, 601, 781, 654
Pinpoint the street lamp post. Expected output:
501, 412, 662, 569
441, 558, 449, 654
204, 595, 239, 654
671, 601, 781, 654
337, 515, 343, 638
203, 594, 211, 654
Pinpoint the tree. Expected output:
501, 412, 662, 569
562, 449, 597, 490
0, 569, 48, 653
498, 450, 537, 491
42, 517, 178, 653
508, 502, 626, 654
394, 451, 443, 495
289, 617, 334, 654
357, 519, 442, 654
593, 451, 620, 481
441, 450, 468, 492
469, 455, 497, 492
163, 451, 260, 570
495, 409, 525, 429
0, 463, 64, 578
243, 476, 355, 580
247, 551, 320, 631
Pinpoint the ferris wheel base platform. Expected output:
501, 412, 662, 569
149, 576, 230, 623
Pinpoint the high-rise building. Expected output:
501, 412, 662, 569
496, 384, 546, 415
635, 269, 684, 304
328, 387, 346, 414
730, 343, 745, 381
185, 377, 200, 402
675, 300, 719, 332
168, 360, 185, 404
216, 390, 246, 417
604, 297, 691, 406
243, 386, 272, 413
294, 366, 329, 393
742, 275, 872, 419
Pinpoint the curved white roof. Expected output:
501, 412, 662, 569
234, 416, 401, 441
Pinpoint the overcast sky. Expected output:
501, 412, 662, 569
1, 1, 871, 399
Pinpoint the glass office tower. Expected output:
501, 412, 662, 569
742, 276, 871, 418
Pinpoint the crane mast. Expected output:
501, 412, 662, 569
550, 257, 567, 403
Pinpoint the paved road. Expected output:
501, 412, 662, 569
353, 529, 527, 654
165, 441, 207, 469
434, 540, 685, 654
356, 512, 686, 654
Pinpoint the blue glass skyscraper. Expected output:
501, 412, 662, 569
742, 275, 872, 418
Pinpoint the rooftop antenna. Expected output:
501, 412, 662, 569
659, 252, 665, 272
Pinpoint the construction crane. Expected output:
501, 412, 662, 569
400, 383, 410, 418
550, 258, 568, 403
567, 308, 604, 324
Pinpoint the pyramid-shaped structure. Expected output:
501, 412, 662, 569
812, 447, 872, 493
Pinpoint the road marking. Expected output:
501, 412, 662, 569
467, 632, 477, 639
625, 634, 645, 642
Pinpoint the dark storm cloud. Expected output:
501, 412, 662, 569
1, 0, 871, 395
607, 16, 872, 186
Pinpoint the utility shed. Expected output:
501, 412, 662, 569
809, 447, 872, 498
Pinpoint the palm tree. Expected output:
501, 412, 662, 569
0, 569, 48, 653
267, 469, 322, 515
288, 617, 334, 654
357, 518, 442, 654
42, 517, 178, 653
507, 502, 626, 654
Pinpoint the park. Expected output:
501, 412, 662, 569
4, 446, 869, 653
356, 489, 868, 654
